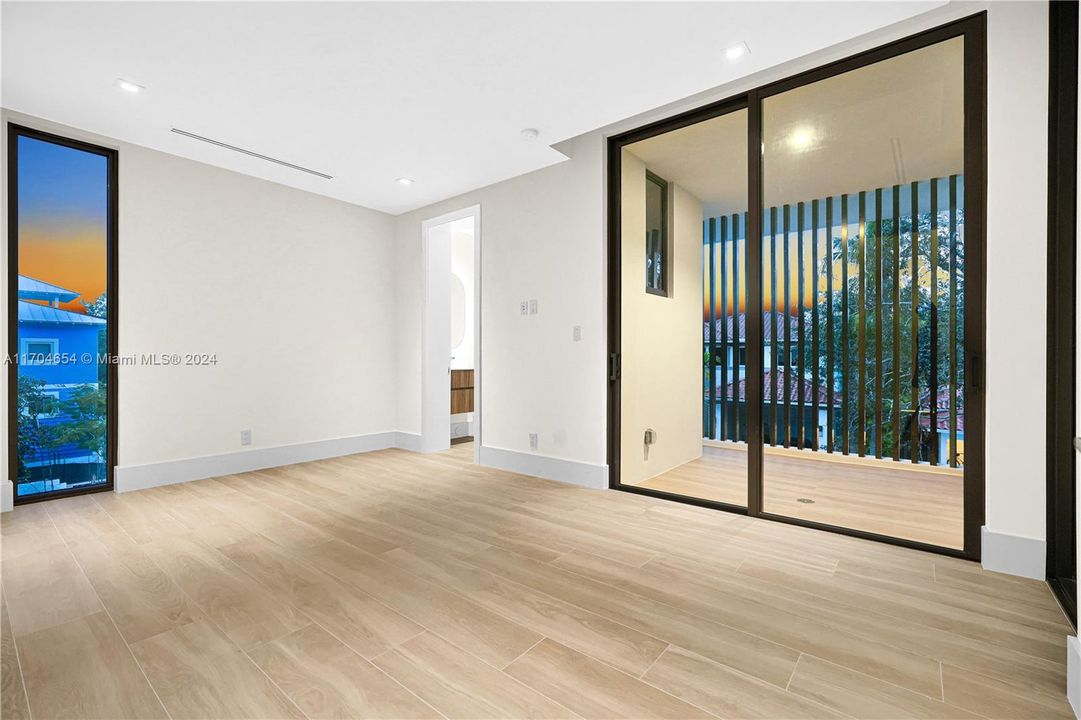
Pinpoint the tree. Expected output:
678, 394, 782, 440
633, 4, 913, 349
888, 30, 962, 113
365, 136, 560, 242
82, 293, 108, 384
810, 203, 965, 464
15, 375, 63, 483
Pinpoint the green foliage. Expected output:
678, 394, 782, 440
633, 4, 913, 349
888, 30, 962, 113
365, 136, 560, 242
809, 207, 965, 462
15, 376, 105, 482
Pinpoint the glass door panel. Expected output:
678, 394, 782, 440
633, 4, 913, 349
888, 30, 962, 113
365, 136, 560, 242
759, 37, 966, 548
619, 109, 749, 507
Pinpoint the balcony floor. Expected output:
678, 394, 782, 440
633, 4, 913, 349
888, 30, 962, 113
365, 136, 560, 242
632, 444, 964, 550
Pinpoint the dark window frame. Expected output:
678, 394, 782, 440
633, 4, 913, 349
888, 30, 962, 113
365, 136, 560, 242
7, 123, 119, 505
644, 170, 669, 297
606, 13, 986, 561
1046, 0, 1077, 628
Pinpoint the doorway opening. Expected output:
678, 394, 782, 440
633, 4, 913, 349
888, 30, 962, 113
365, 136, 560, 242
421, 205, 480, 458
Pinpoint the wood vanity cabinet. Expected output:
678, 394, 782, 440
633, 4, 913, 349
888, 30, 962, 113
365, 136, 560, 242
451, 369, 474, 413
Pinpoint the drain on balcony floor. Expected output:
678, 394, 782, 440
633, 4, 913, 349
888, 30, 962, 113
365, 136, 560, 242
796, 498, 815, 504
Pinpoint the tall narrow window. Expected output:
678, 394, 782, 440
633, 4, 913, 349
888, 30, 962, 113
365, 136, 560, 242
10, 127, 115, 501
645, 171, 669, 295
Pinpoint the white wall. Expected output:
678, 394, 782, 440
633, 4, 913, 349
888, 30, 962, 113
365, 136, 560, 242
1, 110, 398, 493
620, 150, 703, 485
395, 133, 608, 483
982, 1, 1050, 576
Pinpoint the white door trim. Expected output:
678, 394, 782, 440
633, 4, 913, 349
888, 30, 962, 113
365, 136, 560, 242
421, 204, 481, 459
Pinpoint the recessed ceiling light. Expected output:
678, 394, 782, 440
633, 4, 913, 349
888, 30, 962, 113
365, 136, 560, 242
788, 128, 814, 150
520, 128, 540, 141
115, 78, 144, 93
725, 43, 749, 61
396, 177, 415, 186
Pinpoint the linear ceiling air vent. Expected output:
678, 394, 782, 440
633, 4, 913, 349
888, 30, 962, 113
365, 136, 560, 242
170, 128, 333, 179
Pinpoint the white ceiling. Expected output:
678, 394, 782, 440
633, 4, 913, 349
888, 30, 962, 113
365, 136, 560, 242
626, 35, 963, 217
2, 2, 944, 216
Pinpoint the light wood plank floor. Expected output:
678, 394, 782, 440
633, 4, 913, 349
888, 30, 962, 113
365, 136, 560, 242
635, 444, 965, 550
1, 442, 1069, 719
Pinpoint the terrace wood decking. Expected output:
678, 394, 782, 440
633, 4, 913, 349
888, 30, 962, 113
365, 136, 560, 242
634, 444, 964, 550
1, 442, 1068, 719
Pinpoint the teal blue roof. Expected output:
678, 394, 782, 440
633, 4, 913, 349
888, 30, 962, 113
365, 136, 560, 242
18, 275, 79, 304
18, 300, 104, 326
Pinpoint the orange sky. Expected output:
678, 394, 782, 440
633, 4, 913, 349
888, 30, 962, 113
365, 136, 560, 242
19, 227, 107, 313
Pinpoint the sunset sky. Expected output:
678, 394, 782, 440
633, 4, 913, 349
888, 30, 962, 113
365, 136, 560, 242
18, 135, 107, 313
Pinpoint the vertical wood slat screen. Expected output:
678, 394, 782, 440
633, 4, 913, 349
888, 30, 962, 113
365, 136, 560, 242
702, 175, 964, 467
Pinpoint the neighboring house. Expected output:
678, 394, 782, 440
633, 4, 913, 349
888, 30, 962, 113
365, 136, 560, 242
920, 386, 966, 466
17, 274, 105, 477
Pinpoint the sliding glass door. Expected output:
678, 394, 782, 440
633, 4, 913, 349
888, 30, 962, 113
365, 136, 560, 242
609, 15, 984, 558
615, 108, 750, 508
759, 37, 969, 550
9, 125, 116, 502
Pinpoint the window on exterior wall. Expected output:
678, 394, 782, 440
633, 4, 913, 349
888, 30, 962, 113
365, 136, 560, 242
645, 170, 668, 296
21, 338, 58, 365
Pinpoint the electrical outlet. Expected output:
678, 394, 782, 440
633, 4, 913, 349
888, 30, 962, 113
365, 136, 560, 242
240, 429, 252, 446
573, 325, 581, 341
529, 299, 538, 315
520, 301, 528, 315
528, 433, 538, 450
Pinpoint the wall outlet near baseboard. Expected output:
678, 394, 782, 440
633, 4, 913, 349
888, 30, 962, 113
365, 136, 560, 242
240, 429, 252, 446
529, 432, 538, 450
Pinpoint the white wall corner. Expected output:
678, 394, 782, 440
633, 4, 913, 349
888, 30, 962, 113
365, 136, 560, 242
115, 432, 400, 493
980, 526, 1046, 580
477, 445, 608, 489
1, 480, 13, 513
1068, 636, 1081, 719
394, 432, 423, 453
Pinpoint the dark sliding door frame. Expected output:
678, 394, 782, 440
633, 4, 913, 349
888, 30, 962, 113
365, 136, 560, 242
607, 13, 987, 561
7, 123, 118, 505
1046, 0, 1078, 627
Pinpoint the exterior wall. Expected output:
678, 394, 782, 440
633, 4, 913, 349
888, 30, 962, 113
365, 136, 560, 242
17, 323, 100, 385
620, 150, 703, 485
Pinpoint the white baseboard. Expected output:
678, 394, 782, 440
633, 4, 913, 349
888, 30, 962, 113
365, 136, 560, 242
477, 445, 608, 489
393, 431, 423, 453
1068, 636, 1080, 718
981, 526, 1045, 580
1, 480, 12, 513
115, 431, 401, 493
13, 435, 607, 504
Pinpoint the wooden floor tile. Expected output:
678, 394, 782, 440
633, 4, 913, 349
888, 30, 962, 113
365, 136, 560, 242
248, 623, 436, 718
18, 611, 166, 719
131, 618, 303, 719
504, 638, 711, 719
373, 631, 575, 719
